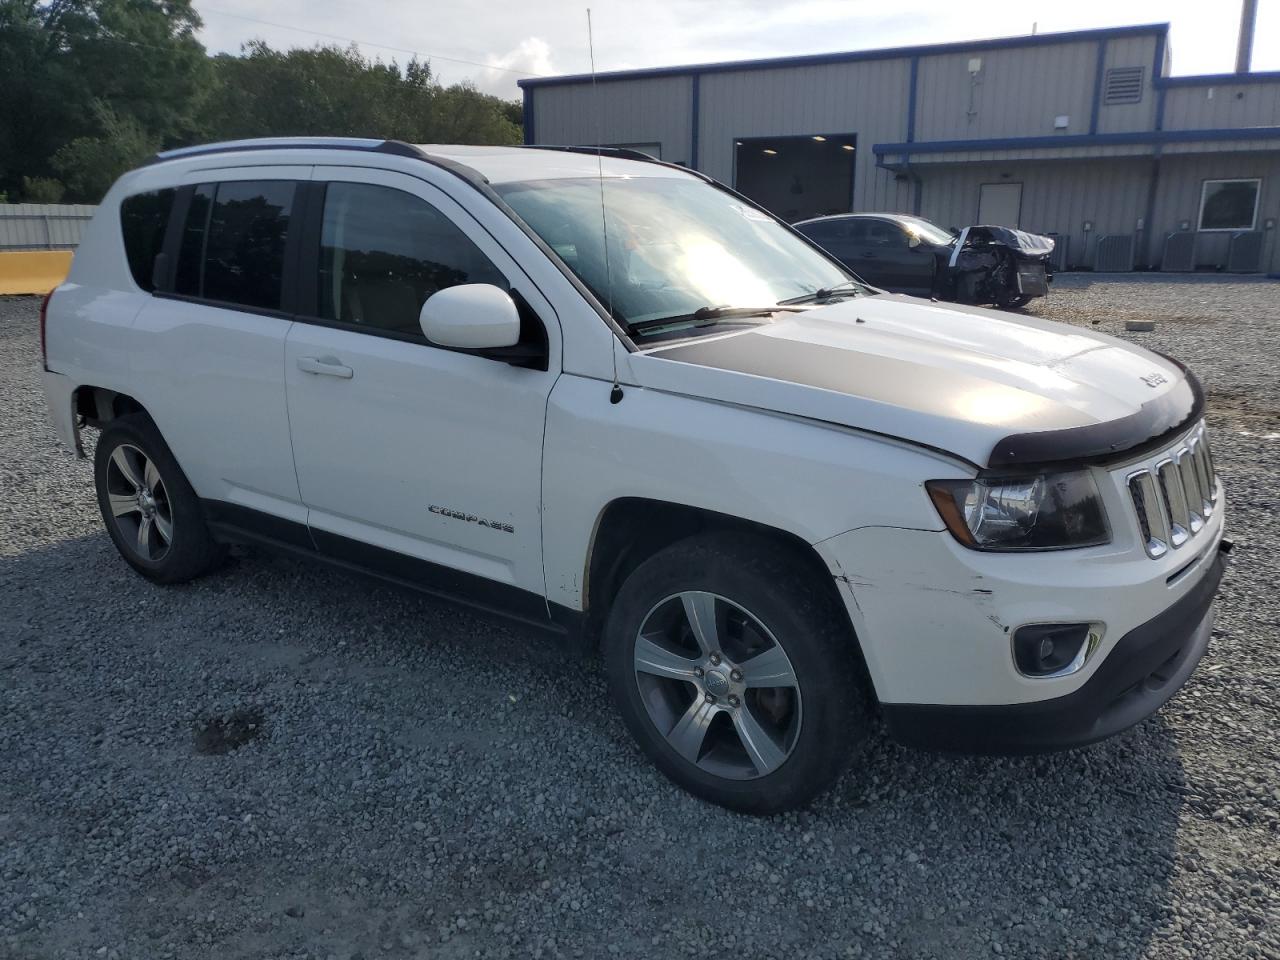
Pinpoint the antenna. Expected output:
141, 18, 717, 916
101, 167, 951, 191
587, 8, 624, 404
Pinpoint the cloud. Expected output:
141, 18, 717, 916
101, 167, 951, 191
478, 37, 556, 96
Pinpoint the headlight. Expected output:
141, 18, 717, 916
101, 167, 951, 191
926, 470, 1110, 551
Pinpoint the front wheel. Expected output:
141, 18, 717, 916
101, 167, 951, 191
603, 532, 872, 814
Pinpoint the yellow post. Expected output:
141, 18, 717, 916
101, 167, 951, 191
0, 251, 74, 295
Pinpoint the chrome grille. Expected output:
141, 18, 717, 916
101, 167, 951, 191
1125, 423, 1218, 559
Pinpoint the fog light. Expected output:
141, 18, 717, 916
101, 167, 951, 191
1013, 623, 1098, 677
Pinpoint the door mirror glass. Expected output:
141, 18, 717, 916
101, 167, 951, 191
907, 232, 922, 249
419, 284, 521, 349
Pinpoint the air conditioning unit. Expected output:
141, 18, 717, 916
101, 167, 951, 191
1161, 232, 1196, 272
1045, 233, 1069, 272
1227, 231, 1264, 273
1094, 234, 1135, 272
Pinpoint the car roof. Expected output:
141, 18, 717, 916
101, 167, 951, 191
148, 138, 695, 186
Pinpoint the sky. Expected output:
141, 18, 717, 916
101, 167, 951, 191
191, 0, 1280, 99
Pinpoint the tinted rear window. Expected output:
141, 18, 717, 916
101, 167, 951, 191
120, 189, 175, 291
174, 180, 295, 311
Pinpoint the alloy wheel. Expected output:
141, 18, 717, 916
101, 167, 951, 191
104, 443, 174, 562
633, 591, 802, 780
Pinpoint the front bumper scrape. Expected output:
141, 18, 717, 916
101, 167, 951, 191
882, 541, 1230, 754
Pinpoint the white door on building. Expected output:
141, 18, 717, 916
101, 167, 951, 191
978, 182, 1022, 227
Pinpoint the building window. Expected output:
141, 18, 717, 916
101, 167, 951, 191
1103, 67, 1144, 104
1198, 179, 1261, 231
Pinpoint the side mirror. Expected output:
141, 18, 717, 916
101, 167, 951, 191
907, 233, 922, 250
419, 284, 520, 350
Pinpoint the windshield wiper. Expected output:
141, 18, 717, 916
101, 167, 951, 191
627, 304, 806, 337
777, 279, 864, 305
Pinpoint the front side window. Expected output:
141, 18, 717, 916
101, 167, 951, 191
1198, 179, 1261, 231
495, 176, 853, 328
119, 188, 175, 291
317, 182, 507, 337
174, 180, 295, 310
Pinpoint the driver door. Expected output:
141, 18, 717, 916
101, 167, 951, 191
283, 167, 561, 620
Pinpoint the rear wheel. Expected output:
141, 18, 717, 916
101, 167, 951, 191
94, 414, 225, 583
603, 532, 871, 814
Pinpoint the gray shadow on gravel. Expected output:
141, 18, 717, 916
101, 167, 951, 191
3, 532, 1188, 960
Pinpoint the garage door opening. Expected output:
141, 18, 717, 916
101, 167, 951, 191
734, 134, 856, 222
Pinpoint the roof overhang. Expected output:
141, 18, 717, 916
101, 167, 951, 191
874, 127, 1280, 168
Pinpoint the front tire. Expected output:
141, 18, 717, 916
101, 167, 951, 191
94, 414, 225, 584
603, 532, 871, 814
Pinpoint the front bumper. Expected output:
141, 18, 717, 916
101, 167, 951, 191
881, 541, 1228, 754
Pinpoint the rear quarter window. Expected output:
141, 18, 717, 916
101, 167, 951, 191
119, 189, 176, 291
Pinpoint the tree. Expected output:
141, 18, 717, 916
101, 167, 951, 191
196, 42, 521, 147
52, 103, 157, 201
0, 0, 210, 201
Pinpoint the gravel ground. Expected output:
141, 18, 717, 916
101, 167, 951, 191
3, 276, 1279, 960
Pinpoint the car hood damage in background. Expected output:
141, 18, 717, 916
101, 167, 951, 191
945, 225, 1056, 309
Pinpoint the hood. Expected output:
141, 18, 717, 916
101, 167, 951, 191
629, 295, 1199, 470
964, 225, 1056, 259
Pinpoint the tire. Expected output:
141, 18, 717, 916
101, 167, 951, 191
93, 413, 226, 584
602, 531, 872, 814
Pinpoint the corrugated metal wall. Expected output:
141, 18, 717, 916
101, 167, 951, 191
524, 28, 1280, 272
914, 41, 1097, 140
1097, 35, 1159, 134
1162, 82, 1280, 130
1152, 153, 1280, 272
696, 59, 912, 212
531, 75, 695, 165
917, 160, 1153, 269
0, 204, 97, 250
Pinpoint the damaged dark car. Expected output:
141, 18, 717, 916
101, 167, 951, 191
793, 213, 1054, 308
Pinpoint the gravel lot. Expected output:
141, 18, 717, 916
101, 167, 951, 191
3, 276, 1279, 960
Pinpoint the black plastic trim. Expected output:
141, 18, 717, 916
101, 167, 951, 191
986, 367, 1204, 470
202, 499, 580, 638
882, 542, 1227, 754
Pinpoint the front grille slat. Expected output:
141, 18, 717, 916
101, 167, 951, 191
1125, 422, 1216, 559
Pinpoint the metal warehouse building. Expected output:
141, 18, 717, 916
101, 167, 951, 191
518, 22, 1280, 274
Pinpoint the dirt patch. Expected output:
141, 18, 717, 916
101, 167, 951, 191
1205, 389, 1280, 435
193, 708, 266, 755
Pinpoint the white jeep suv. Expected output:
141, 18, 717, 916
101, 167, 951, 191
40, 138, 1228, 813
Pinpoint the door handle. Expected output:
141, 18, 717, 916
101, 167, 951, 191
297, 356, 354, 379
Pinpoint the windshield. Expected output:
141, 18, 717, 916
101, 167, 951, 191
494, 176, 855, 326
898, 216, 956, 246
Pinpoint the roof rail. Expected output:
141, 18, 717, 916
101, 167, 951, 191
517, 144, 662, 164
148, 137, 425, 165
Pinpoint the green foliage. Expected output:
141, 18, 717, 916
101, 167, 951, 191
0, 0, 210, 201
0, 2, 523, 202
21, 176, 66, 203
197, 42, 521, 146
53, 103, 158, 201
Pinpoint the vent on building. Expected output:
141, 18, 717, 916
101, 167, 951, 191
1227, 231, 1264, 273
1162, 232, 1197, 272
1046, 233, 1069, 272
1095, 234, 1135, 272
1104, 67, 1145, 104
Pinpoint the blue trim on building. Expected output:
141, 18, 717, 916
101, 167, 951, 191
907, 56, 919, 143
1158, 71, 1280, 88
522, 89, 534, 145
873, 126, 1280, 158
517, 23, 1168, 88
1089, 39, 1108, 135
690, 74, 701, 169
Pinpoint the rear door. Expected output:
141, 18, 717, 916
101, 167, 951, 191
283, 166, 561, 621
131, 167, 308, 527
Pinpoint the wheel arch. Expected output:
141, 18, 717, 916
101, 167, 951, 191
582, 498, 862, 661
